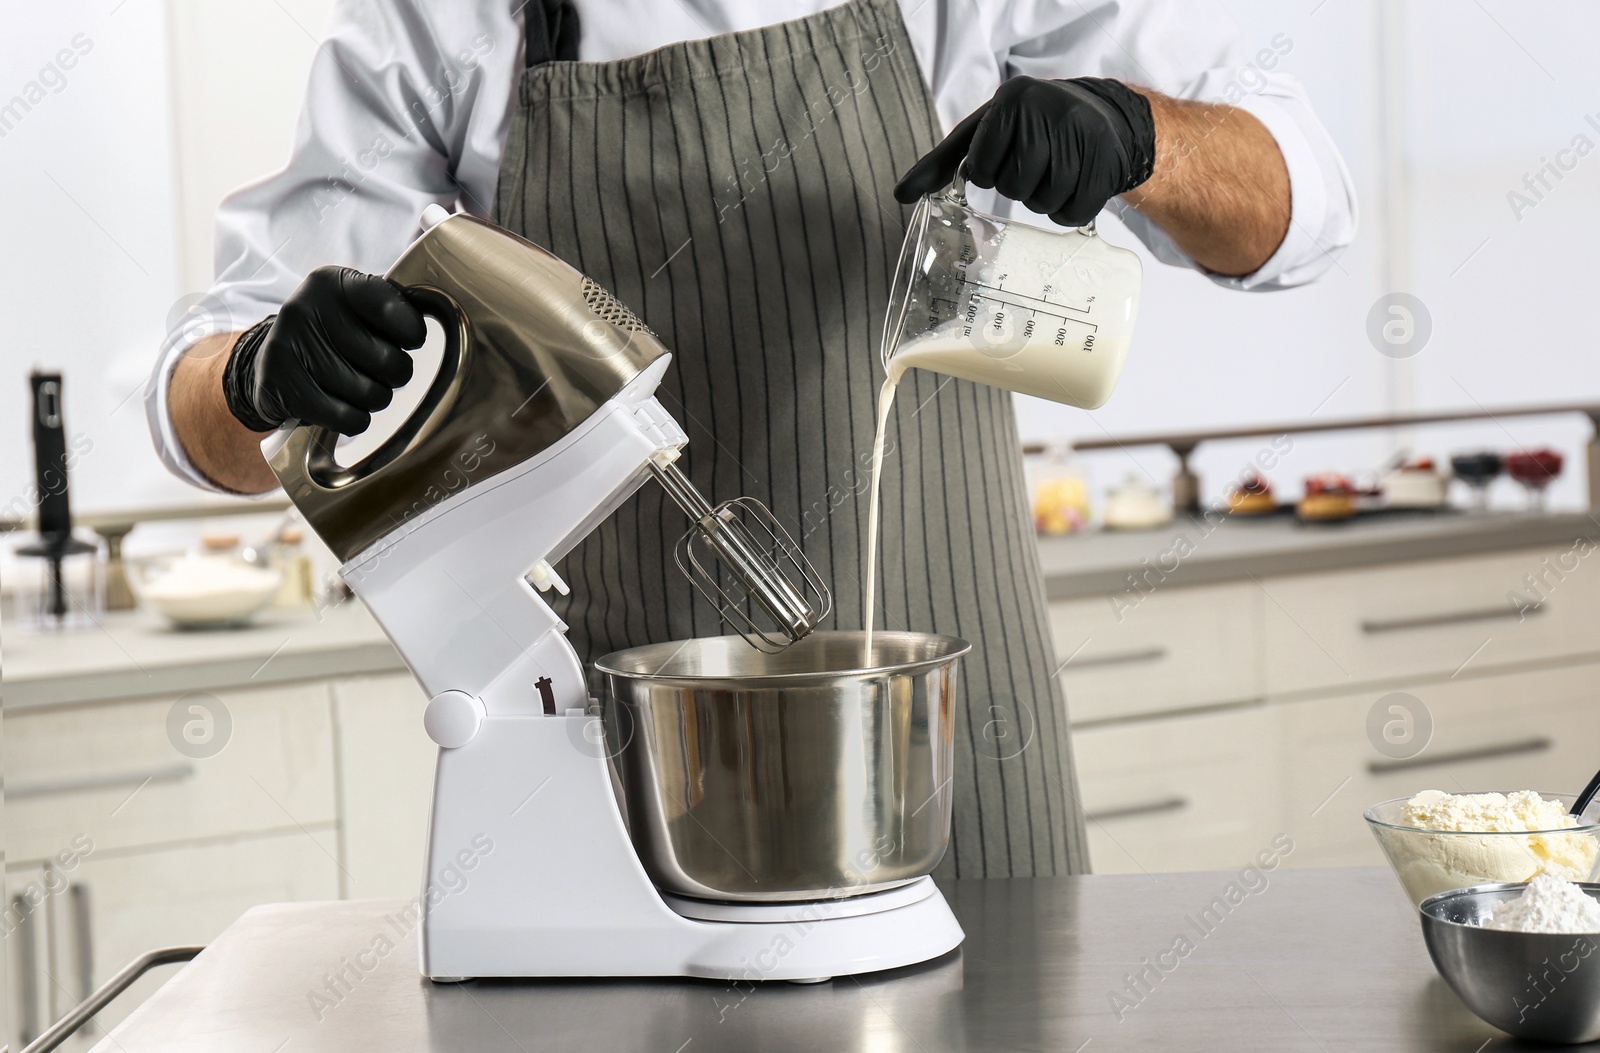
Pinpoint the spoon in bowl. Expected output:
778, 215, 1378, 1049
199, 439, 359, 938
1572, 766, 1600, 818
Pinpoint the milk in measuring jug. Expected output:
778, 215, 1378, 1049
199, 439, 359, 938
886, 221, 1139, 408
864, 200, 1141, 654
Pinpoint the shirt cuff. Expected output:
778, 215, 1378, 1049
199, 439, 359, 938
145, 308, 282, 496
1112, 90, 1353, 292
1209, 92, 1333, 291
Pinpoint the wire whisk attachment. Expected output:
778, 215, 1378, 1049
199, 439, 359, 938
652, 460, 831, 653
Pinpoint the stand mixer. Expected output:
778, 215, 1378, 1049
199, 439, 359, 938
267, 208, 966, 982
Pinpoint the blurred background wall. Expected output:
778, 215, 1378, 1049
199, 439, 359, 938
3, 0, 1597, 526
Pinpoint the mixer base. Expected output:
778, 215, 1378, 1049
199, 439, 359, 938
660, 876, 936, 923
419, 712, 965, 982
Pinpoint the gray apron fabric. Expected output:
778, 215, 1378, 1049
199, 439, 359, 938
492, 0, 1089, 878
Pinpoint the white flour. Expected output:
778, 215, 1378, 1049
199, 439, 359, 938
1481, 874, 1600, 933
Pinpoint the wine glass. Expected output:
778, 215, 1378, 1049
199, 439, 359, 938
1504, 449, 1563, 513
1449, 451, 1501, 513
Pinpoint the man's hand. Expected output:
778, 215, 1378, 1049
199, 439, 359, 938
894, 78, 1292, 278
894, 77, 1155, 228
222, 266, 426, 435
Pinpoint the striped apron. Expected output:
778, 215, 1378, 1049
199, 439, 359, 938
493, 0, 1089, 878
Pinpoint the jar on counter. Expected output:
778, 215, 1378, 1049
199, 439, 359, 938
1026, 446, 1090, 536
272, 526, 316, 607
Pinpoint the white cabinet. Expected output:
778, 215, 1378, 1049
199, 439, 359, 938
6, 864, 51, 1052
331, 673, 437, 900
47, 834, 341, 1053
1278, 663, 1600, 869
1075, 703, 1282, 874
1055, 543, 1600, 875
1260, 546, 1600, 696
6, 683, 337, 862
0, 674, 416, 1047
1049, 583, 1262, 723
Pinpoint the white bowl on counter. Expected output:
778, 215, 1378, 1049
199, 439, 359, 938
1102, 475, 1172, 531
136, 553, 282, 629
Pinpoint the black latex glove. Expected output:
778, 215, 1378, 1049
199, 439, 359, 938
222, 266, 426, 434
893, 76, 1156, 228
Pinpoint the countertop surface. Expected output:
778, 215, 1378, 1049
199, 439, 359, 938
90, 868, 1509, 1052
1037, 508, 1598, 600
2, 602, 403, 710
8, 511, 1596, 707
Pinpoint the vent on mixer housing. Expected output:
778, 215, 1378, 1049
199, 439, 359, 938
580, 277, 655, 335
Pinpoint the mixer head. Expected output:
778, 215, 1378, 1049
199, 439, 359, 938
268, 210, 829, 652
652, 460, 831, 653
268, 213, 672, 563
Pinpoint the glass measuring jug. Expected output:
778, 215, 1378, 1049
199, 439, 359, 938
882, 177, 1142, 409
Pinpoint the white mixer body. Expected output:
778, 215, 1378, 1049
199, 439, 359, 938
420, 711, 962, 980
271, 210, 962, 983
336, 359, 962, 981
339, 359, 681, 717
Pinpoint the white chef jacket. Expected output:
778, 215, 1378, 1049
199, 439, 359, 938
149, 0, 1357, 490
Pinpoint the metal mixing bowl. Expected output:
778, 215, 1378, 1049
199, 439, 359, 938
1421, 882, 1600, 1044
595, 631, 969, 902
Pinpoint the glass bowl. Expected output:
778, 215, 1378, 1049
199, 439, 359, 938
1365, 792, 1600, 906
133, 551, 282, 629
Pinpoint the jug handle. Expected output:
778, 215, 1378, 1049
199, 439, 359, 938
939, 172, 1100, 236
940, 173, 969, 207
267, 284, 470, 492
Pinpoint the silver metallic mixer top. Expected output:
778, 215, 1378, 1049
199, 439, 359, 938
267, 210, 829, 651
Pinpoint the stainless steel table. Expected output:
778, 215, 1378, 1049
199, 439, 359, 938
91, 868, 1513, 1051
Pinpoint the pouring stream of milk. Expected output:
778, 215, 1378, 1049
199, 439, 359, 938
862, 216, 1138, 660
862, 375, 899, 660
862, 330, 1126, 659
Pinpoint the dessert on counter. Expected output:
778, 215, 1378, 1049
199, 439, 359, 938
1225, 471, 1277, 515
1102, 474, 1172, 531
1297, 472, 1357, 521
1506, 447, 1565, 511
1450, 450, 1503, 512
1381, 456, 1448, 509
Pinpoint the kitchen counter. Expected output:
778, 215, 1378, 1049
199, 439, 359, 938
9, 511, 1594, 707
1037, 508, 1598, 600
91, 868, 1507, 1052
2, 602, 403, 711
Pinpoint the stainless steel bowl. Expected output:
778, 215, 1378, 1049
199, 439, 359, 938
1421, 882, 1600, 1044
595, 631, 969, 902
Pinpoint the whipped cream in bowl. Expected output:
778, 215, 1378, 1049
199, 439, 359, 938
136, 552, 283, 629
1366, 790, 1600, 906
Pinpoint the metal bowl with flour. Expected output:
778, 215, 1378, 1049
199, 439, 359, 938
596, 631, 968, 903
1421, 882, 1600, 1044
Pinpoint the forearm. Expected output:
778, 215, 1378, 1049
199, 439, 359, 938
1121, 89, 1291, 278
169, 333, 280, 494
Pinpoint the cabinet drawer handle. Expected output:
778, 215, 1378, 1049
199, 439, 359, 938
1367, 736, 1553, 774
1086, 795, 1189, 823
9, 764, 195, 801
1360, 604, 1543, 634
14, 893, 42, 1044
70, 885, 95, 1037
1061, 646, 1169, 672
